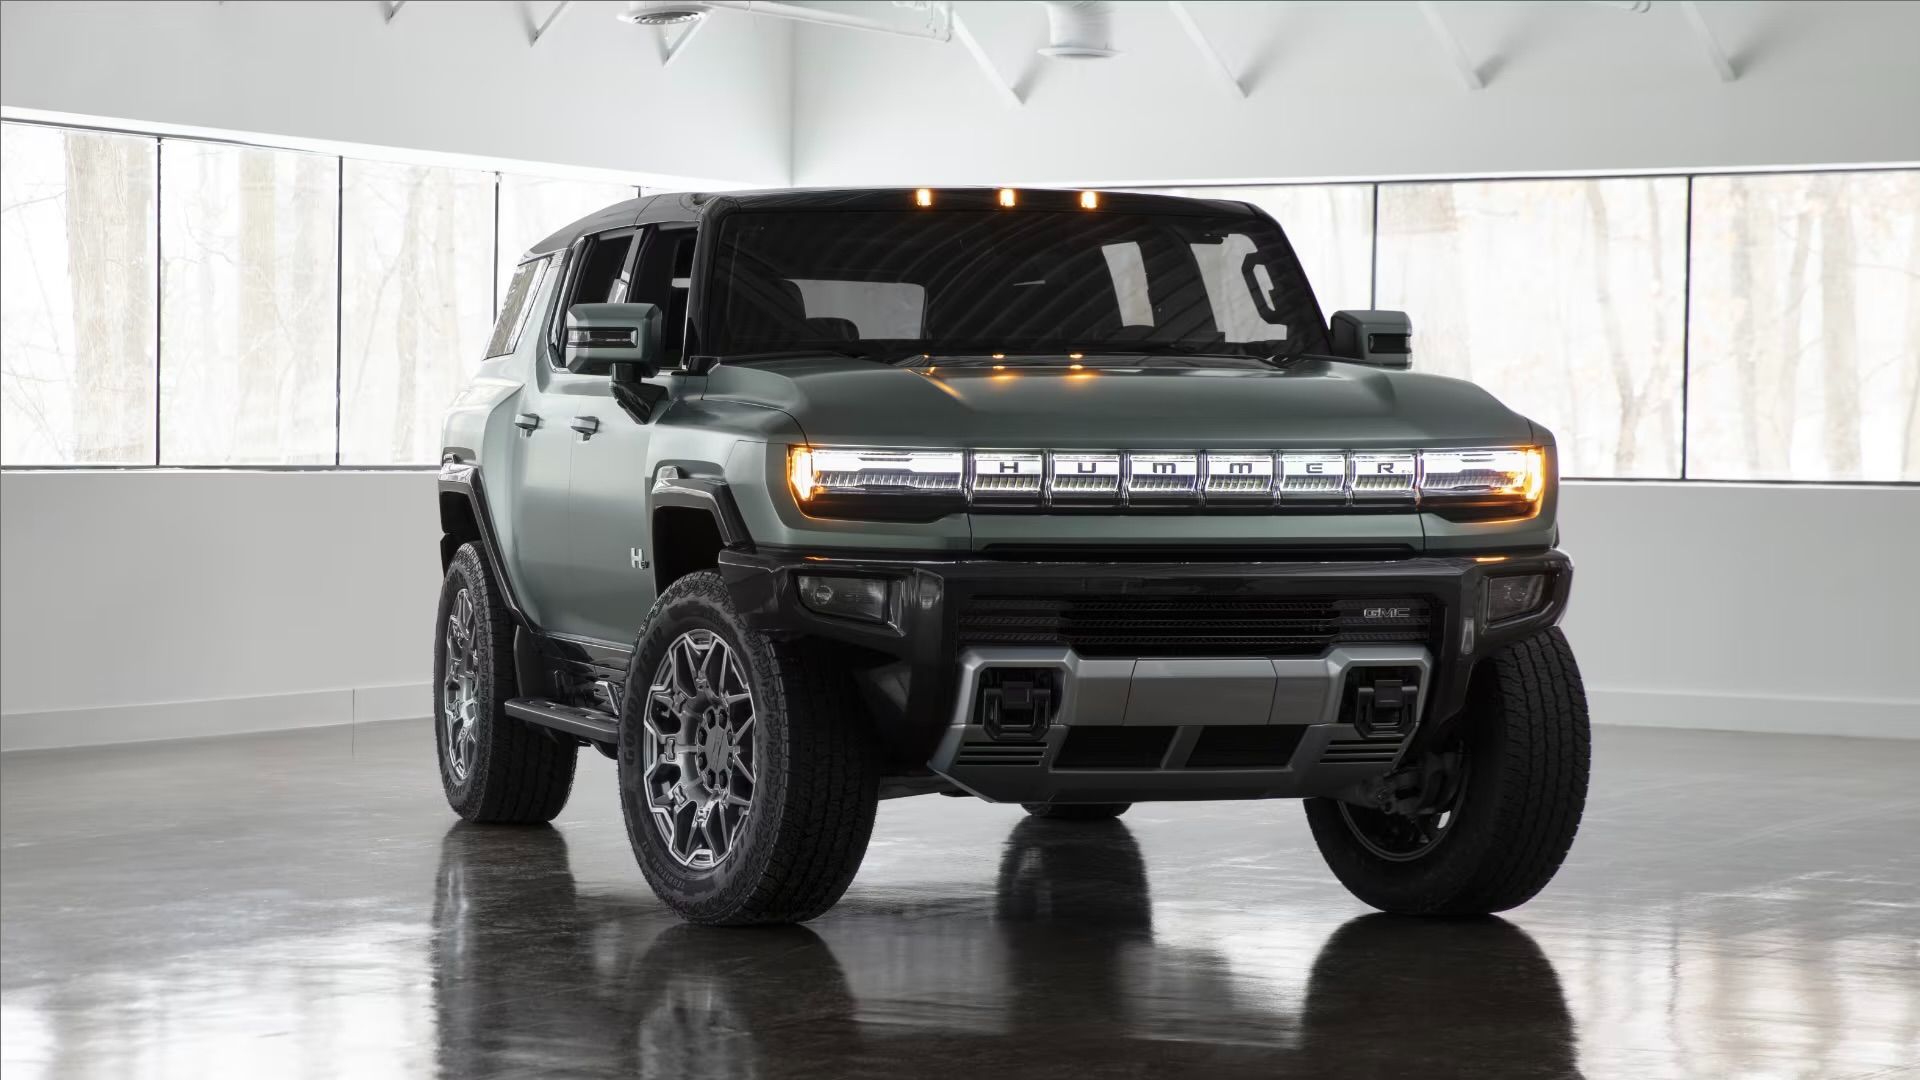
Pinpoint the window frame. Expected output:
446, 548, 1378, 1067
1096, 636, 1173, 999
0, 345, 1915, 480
2, 113, 1913, 486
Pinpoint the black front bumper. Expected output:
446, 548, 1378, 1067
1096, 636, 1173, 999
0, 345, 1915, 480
719, 547, 1572, 800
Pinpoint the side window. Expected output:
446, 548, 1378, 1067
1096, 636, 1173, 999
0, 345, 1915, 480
625, 225, 699, 365
485, 257, 551, 358
789, 280, 926, 339
548, 229, 638, 368
1100, 242, 1154, 328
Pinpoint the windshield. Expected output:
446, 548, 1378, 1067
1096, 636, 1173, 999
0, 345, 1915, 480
705, 207, 1329, 360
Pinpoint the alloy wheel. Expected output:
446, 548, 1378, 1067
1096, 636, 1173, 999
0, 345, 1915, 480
641, 630, 758, 869
442, 587, 481, 783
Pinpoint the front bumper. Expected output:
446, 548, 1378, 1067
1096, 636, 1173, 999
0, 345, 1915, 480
719, 548, 1571, 802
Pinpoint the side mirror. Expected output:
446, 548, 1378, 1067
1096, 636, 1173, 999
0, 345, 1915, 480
564, 302, 661, 376
1329, 310, 1413, 370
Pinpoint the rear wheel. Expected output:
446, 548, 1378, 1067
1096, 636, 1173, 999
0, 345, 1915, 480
1305, 627, 1589, 915
618, 571, 881, 925
433, 543, 577, 823
1022, 803, 1131, 821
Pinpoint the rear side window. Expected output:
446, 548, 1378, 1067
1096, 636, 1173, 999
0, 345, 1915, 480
485, 258, 551, 357
790, 279, 926, 339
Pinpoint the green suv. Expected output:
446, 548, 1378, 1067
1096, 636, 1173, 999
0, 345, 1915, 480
433, 187, 1589, 925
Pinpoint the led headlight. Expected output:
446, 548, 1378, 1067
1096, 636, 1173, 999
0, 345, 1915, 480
1417, 447, 1548, 521
788, 447, 966, 521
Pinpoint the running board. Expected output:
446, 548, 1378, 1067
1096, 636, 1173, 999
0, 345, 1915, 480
506, 698, 619, 745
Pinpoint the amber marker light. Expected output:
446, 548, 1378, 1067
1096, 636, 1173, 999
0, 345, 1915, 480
914, 188, 934, 207
1079, 190, 1100, 209
997, 188, 1017, 207
1523, 447, 1548, 503
788, 446, 817, 503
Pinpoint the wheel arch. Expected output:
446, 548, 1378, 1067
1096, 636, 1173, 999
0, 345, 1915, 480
437, 461, 530, 628
650, 472, 753, 596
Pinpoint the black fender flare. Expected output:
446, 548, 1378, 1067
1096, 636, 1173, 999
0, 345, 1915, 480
438, 459, 532, 628
649, 468, 754, 552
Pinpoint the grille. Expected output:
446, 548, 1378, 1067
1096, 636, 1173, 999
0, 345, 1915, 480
958, 594, 1434, 657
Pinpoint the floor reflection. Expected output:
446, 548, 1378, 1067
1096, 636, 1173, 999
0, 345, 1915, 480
430, 818, 1582, 1079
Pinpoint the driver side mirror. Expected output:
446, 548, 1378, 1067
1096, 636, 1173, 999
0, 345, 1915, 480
564, 302, 661, 376
1329, 310, 1413, 370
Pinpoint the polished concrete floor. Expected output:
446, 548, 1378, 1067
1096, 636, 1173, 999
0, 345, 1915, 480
2, 720, 1917, 1080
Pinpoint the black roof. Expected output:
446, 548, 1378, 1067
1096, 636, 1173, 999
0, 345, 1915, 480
520, 186, 1267, 265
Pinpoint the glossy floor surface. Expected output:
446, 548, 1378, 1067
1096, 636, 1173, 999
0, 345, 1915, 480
3, 721, 1917, 1080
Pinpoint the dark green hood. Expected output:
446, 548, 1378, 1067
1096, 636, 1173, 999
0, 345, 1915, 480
703, 356, 1535, 450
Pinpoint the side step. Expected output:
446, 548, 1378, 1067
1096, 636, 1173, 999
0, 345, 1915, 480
505, 698, 619, 745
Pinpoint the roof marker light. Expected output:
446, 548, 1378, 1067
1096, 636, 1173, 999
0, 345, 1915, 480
914, 188, 934, 207
997, 188, 1017, 208
1079, 190, 1099, 209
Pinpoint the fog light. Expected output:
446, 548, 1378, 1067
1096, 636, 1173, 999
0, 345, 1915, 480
797, 574, 891, 624
1484, 574, 1546, 623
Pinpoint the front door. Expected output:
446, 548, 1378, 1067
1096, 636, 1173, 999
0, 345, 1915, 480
566, 224, 698, 645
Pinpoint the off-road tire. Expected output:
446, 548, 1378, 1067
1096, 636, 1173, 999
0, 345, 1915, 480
1021, 803, 1131, 821
1305, 627, 1589, 915
618, 571, 881, 925
433, 543, 577, 823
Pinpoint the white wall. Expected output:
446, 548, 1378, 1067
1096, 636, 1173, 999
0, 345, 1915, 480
0, 0, 793, 187
0, 471, 441, 750
793, 0, 1920, 186
3, 472, 1913, 749
1558, 483, 1920, 739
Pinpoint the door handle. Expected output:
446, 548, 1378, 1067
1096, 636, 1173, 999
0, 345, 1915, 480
513, 412, 541, 432
571, 416, 601, 439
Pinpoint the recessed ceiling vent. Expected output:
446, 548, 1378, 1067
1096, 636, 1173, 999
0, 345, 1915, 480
618, 1, 709, 26
1038, 0, 1119, 59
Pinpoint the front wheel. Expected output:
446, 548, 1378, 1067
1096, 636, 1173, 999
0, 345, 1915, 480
1305, 627, 1590, 915
618, 571, 881, 925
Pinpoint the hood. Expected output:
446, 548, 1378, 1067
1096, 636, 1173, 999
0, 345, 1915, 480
701, 355, 1535, 450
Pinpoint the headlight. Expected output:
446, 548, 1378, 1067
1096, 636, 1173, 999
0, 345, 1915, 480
788, 447, 966, 521
1416, 447, 1548, 521
785, 444, 1548, 521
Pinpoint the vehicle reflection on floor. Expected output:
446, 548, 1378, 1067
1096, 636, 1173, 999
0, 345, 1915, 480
430, 817, 1581, 1079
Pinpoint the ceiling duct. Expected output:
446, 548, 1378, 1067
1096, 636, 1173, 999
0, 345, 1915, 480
1038, 0, 1119, 59
617, 1, 709, 25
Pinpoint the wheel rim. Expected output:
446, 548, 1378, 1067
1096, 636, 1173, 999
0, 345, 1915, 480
1337, 749, 1470, 863
442, 587, 481, 783
641, 630, 758, 870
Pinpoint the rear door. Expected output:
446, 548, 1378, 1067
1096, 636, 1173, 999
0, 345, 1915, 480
566, 223, 699, 645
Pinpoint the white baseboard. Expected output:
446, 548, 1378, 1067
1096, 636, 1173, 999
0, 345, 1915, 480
1587, 687, 1920, 740
0, 683, 431, 752
5, 683, 1913, 751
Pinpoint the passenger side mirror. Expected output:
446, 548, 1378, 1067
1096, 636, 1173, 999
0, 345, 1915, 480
564, 302, 661, 376
1329, 310, 1413, 370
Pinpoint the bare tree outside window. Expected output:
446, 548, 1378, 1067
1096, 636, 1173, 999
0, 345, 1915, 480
1687, 171, 1920, 482
1, 123, 157, 465
159, 142, 338, 464
495, 175, 642, 309
1374, 178, 1688, 479
338, 159, 494, 466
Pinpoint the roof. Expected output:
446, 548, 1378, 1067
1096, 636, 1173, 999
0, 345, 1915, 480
519, 186, 1269, 264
